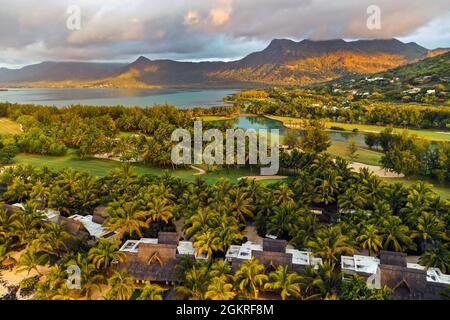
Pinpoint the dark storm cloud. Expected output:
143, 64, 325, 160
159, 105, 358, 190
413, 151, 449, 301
0, 0, 449, 67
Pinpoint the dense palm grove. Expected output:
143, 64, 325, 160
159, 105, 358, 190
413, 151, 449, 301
0, 152, 448, 299
0, 101, 448, 300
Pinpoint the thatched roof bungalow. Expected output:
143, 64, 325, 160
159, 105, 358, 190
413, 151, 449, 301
118, 232, 207, 284
342, 251, 450, 300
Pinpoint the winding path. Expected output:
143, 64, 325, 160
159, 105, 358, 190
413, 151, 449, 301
190, 165, 206, 176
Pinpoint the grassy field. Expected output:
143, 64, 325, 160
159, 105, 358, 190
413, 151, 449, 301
0, 118, 22, 134
266, 115, 450, 142
328, 141, 383, 166
197, 115, 233, 121
13, 151, 195, 179
12, 152, 289, 185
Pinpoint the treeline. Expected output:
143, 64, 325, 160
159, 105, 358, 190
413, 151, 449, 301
239, 87, 450, 129
0, 103, 214, 165
364, 129, 450, 183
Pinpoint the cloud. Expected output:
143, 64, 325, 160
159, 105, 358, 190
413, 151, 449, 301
0, 0, 449, 68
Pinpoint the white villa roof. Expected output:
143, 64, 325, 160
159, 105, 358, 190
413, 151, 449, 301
119, 238, 208, 260
225, 241, 263, 260
341, 255, 450, 285
69, 215, 113, 239
42, 209, 60, 223
225, 241, 322, 268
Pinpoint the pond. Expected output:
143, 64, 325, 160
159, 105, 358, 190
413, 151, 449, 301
222, 116, 368, 146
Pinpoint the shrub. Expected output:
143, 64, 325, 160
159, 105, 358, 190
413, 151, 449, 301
330, 126, 345, 131
19, 276, 39, 290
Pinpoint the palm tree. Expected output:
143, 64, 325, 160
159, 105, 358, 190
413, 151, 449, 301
267, 201, 300, 239
216, 217, 244, 252
381, 216, 415, 252
273, 183, 294, 205
338, 186, 366, 212
0, 208, 18, 240
104, 201, 148, 238
315, 261, 341, 299
193, 229, 222, 258
307, 226, 354, 263
313, 174, 342, 205
88, 239, 126, 272
411, 212, 448, 248
3, 177, 30, 203
210, 260, 232, 279
184, 208, 218, 239
30, 223, 71, 257
290, 211, 319, 249
107, 270, 135, 300
16, 249, 48, 276
138, 283, 166, 300
66, 253, 106, 299
175, 265, 211, 300
264, 266, 302, 300
145, 197, 174, 225
229, 189, 254, 222
205, 276, 235, 300
13, 208, 43, 244
419, 242, 450, 273
30, 181, 51, 207
233, 258, 268, 299
357, 224, 383, 256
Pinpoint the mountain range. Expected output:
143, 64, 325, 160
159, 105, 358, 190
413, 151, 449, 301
0, 38, 448, 88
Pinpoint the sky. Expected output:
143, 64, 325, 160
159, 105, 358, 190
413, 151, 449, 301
0, 0, 449, 68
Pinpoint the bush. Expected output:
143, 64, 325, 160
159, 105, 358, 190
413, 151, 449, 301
352, 128, 359, 133
330, 126, 345, 131
19, 276, 39, 290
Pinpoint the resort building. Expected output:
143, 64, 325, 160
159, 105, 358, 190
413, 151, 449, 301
66, 214, 116, 239
118, 232, 207, 285
341, 251, 450, 300
225, 238, 322, 272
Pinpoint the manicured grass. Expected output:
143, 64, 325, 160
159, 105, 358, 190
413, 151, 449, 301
13, 151, 194, 179
266, 115, 450, 142
12, 152, 289, 185
380, 177, 450, 200
197, 115, 233, 121
198, 167, 289, 184
328, 141, 383, 166
0, 118, 22, 134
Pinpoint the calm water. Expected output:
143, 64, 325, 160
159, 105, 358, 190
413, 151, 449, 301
225, 116, 368, 146
0, 88, 237, 108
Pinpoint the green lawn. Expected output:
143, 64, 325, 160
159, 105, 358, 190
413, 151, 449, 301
328, 141, 383, 166
266, 115, 450, 142
12, 152, 289, 185
13, 152, 195, 179
197, 115, 233, 121
0, 118, 22, 134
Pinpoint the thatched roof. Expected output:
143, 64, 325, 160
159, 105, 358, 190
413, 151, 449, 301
1, 204, 21, 214
122, 257, 180, 282
1, 256, 17, 267
262, 238, 287, 253
158, 232, 179, 246
122, 242, 181, 282
380, 251, 407, 267
60, 216, 90, 238
92, 205, 108, 224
